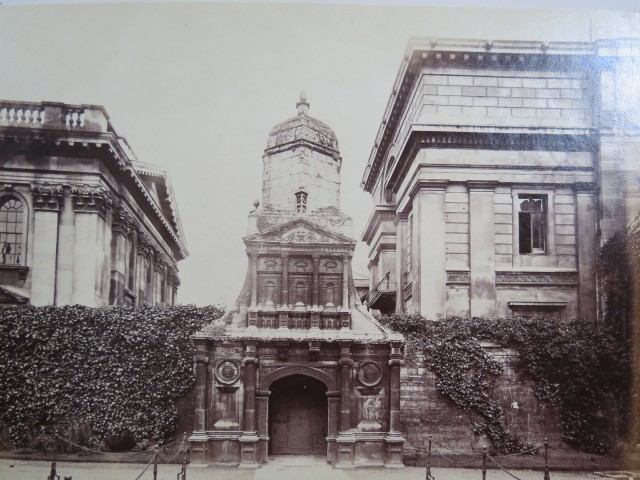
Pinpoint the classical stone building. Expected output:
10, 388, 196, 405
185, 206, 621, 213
362, 38, 640, 320
190, 95, 404, 468
0, 101, 186, 307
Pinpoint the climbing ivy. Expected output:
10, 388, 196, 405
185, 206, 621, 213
599, 230, 640, 448
378, 314, 629, 454
0, 304, 224, 451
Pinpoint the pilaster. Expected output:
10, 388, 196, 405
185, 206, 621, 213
280, 253, 289, 307
109, 207, 133, 305
336, 342, 355, 468
30, 183, 63, 306
414, 181, 447, 319
70, 185, 113, 306
312, 254, 320, 307
326, 390, 341, 464
386, 340, 405, 468
54, 192, 75, 305
341, 256, 350, 309
394, 213, 408, 314
194, 347, 209, 432
575, 188, 598, 320
239, 342, 259, 468
255, 390, 270, 463
468, 181, 497, 317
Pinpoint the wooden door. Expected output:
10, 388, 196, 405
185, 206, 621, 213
269, 375, 327, 455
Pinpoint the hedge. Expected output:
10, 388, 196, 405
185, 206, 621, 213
0, 304, 224, 451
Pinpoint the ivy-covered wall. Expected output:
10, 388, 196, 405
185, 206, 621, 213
379, 315, 630, 461
0, 305, 224, 452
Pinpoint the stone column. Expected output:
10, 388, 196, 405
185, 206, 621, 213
386, 340, 405, 467
278, 254, 289, 328
326, 390, 341, 464
189, 340, 210, 464
280, 253, 289, 307
468, 182, 497, 317
341, 256, 350, 308
239, 342, 259, 467
394, 214, 408, 314
249, 253, 258, 307
255, 390, 270, 463
30, 184, 63, 306
575, 187, 598, 320
109, 208, 132, 305
194, 348, 209, 431
336, 342, 355, 467
312, 254, 320, 307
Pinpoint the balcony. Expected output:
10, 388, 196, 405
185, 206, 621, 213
368, 271, 397, 314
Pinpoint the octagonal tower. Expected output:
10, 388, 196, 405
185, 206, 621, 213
262, 93, 342, 212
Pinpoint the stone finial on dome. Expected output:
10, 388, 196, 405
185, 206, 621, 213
296, 91, 310, 116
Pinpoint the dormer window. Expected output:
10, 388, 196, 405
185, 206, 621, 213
295, 190, 307, 213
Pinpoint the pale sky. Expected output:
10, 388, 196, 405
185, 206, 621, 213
1, 2, 638, 306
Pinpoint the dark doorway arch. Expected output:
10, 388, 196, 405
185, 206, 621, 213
268, 375, 328, 455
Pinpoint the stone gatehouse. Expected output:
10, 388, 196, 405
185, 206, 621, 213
189, 94, 405, 468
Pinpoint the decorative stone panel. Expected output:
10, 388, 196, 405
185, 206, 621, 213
496, 271, 578, 286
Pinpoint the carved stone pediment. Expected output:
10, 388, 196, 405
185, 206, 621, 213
244, 218, 354, 246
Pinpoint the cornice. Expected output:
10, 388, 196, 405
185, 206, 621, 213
361, 205, 396, 245
0, 101, 188, 260
387, 130, 596, 195
467, 180, 498, 192
360, 37, 635, 193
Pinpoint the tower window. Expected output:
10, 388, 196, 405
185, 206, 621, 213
0, 196, 25, 265
295, 191, 307, 213
518, 195, 547, 254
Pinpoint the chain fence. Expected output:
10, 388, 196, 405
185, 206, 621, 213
49, 431, 191, 480
409, 435, 573, 480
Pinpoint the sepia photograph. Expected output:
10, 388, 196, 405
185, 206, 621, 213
0, 1, 639, 479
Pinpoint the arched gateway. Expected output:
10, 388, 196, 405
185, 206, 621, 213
189, 95, 405, 468
268, 375, 328, 455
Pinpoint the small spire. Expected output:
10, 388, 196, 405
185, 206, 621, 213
296, 91, 309, 116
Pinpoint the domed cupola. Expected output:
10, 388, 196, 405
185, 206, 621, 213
261, 93, 342, 212
265, 92, 341, 162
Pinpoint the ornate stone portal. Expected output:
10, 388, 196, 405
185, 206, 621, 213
190, 94, 404, 468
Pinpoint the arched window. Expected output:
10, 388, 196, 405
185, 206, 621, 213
264, 280, 275, 305
0, 196, 25, 265
324, 282, 336, 306
294, 281, 307, 305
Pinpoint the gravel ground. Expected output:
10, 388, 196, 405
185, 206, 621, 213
0, 458, 616, 480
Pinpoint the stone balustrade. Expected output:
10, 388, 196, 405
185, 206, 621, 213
0, 101, 109, 133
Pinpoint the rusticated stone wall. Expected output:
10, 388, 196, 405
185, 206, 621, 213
399, 345, 582, 466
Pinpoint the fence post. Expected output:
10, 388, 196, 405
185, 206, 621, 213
48, 462, 57, 480
544, 438, 551, 480
425, 435, 432, 480
153, 446, 159, 480
482, 447, 487, 480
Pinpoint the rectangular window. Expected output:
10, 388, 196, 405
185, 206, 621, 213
518, 195, 546, 254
